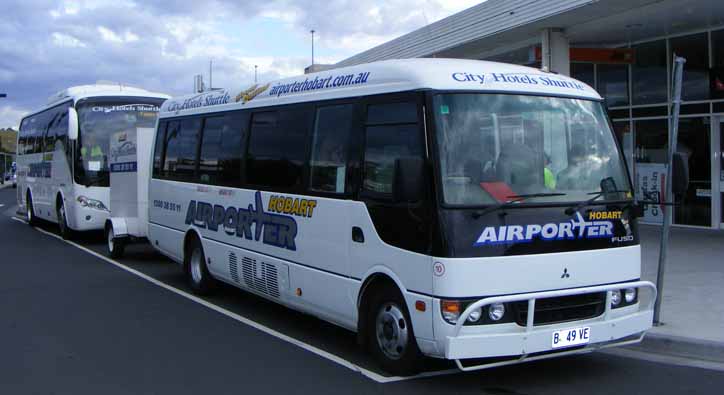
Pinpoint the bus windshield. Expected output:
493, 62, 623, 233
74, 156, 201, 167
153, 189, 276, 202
433, 93, 631, 206
75, 99, 162, 187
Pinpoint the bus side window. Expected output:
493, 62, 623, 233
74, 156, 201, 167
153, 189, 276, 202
309, 104, 354, 194
163, 119, 201, 182
198, 114, 244, 187
363, 102, 422, 196
18, 119, 28, 155
247, 108, 310, 191
152, 121, 168, 178
45, 111, 59, 153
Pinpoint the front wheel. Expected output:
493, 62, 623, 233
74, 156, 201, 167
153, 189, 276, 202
57, 201, 74, 240
367, 285, 423, 376
26, 191, 37, 226
184, 238, 217, 295
106, 225, 126, 259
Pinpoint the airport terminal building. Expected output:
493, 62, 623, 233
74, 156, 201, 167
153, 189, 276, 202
337, 0, 724, 230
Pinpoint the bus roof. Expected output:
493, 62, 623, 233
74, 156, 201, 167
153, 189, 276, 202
46, 83, 169, 107
159, 58, 601, 118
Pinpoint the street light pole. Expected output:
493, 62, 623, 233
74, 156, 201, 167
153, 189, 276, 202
310, 29, 315, 66
254, 65, 258, 84
0, 93, 6, 183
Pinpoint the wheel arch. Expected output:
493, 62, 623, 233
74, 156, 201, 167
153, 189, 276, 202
183, 227, 204, 261
355, 267, 408, 346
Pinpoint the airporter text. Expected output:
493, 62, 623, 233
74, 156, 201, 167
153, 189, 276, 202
185, 191, 298, 250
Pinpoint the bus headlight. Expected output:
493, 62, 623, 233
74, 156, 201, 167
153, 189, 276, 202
467, 307, 482, 323
611, 290, 622, 307
488, 303, 506, 321
77, 196, 108, 211
624, 288, 637, 303
441, 300, 461, 324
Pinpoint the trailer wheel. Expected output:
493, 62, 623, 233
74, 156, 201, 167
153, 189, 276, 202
184, 237, 216, 295
367, 284, 422, 376
105, 225, 126, 259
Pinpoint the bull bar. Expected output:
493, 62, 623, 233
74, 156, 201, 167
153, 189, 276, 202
446, 280, 657, 371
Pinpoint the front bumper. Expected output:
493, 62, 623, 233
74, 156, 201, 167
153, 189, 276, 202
69, 204, 109, 231
444, 280, 656, 371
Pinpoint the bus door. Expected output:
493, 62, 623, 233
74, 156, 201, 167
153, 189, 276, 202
349, 94, 434, 282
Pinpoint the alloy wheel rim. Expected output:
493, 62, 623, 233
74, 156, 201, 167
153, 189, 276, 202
375, 303, 409, 360
190, 248, 203, 284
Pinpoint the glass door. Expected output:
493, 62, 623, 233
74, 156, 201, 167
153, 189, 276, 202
717, 118, 724, 229
673, 117, 711, 227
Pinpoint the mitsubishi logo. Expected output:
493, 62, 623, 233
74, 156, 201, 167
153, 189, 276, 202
561, 268, 570, 279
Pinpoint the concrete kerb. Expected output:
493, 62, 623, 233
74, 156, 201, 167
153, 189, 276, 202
624, 333, 724, 364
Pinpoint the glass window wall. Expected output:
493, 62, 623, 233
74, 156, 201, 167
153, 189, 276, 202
632, 40, 668, 104
597, 64, 629, 107
670, 33, 710, 101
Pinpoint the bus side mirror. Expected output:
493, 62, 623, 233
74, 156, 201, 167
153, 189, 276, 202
672, 151, 689, 196
393, 157, 424, 202
68, 107, 79, 141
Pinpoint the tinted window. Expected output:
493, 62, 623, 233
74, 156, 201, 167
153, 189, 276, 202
199, 114, 244, 186
632, 40, 667, 105
714, 29, 724, 99
33, 111, 51, 154
597, 64, 629, 107
670, 33, 709, 101
364, 124, 422, 194
163, 118, 201, 181
152, 121, 167, 178
367, 102, 417, 124
309, 104, 354, 193
18, 119, 29, 155
571, 63, 595, 89
247, 108, 310, 189
47, 104, 69, 153
53, 104, 69, 154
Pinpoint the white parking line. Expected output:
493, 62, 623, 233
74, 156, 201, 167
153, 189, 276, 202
10, 216, 459, 384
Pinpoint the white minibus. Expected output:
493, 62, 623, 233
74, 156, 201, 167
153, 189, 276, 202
16, 84, 168, 238
147, 59, 658, 374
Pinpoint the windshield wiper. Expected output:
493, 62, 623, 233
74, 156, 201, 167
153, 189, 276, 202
564, 190, 630, 215
471, 193, 567, 219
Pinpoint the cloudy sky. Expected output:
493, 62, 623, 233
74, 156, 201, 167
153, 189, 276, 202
0, 0, 481, 129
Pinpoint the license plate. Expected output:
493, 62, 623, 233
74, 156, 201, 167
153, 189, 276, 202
551, 326, 590, 349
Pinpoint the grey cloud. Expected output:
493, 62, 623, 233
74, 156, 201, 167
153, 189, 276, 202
0, 0, 464, 128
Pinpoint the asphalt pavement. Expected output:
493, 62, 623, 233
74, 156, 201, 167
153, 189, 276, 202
2, 186, 724, 394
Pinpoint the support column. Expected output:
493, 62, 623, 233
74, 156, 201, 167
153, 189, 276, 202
541, 28, 570, 76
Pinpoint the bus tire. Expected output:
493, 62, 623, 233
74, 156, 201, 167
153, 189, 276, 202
105, 225, 126, 259
367, 284, 422, 376
57, 199, 74, 240
184, 237, 217, 295
26, 191, 37, 226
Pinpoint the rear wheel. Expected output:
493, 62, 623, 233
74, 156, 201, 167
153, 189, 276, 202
57, 200, 74, 240
367, 284, 423, 376
26, 191, 37, 226
184, 237, 217, 295
105, 225, 126, 259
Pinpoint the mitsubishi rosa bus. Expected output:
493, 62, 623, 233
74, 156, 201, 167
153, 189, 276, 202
16, 84, 168, 238
146, 59, 657, 375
